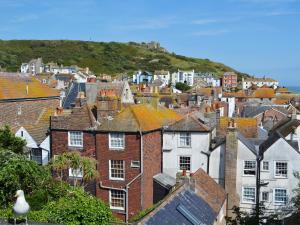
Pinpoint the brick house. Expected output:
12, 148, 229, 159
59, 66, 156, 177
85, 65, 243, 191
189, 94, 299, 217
50, 90, 182, 222
221, 72, 238, 89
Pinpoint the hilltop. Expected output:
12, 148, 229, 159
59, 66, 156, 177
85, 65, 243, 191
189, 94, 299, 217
0, 40, 247, 78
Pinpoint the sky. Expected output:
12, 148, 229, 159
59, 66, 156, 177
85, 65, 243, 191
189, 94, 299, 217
0, 0, 299, 86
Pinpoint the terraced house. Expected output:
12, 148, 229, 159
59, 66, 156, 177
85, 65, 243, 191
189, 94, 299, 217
50, 89, 182, 222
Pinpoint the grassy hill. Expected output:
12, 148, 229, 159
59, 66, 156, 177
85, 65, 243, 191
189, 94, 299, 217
0, 40, 247, 78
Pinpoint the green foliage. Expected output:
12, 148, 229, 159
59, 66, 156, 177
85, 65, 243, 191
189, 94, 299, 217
0, 150, 51, 207
0, 40, 244, 77
175, 82, 191, 92
0, 125, 26, 154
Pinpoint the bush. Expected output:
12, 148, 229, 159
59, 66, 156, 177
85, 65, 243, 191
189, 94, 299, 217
175, 82, 191, 92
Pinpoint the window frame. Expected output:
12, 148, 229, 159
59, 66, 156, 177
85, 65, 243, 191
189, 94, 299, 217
178, 156, 191, 172
243, 160, 256, 176
109, 189, 125, 211
242, 186, 256, 204
274, 161, 288, 178
274, 188, 288, 205
262, 191, 269, 202
179, 132, 191, 148
109, 133, 125, 150
68, 167, 83, 179
109, 160, 125, 181
68, 131, 83, 147
130, 160, 140, 168
261, 161, 270, 172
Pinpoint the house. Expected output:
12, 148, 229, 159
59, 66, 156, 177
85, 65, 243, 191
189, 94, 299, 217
199, 74, 221, 87
133, 71, 153, 84
242, 77, 279, 90
162, 115, 211, 179
137, 169, 226, 225
50, 94, 182, 222
210, 117, 300, 218
153, 70, 170, 87
20, 58, 44, 75
85, 81, 134, 105
0, 72, 60, 128
172, 69, 195, 86
15, 108, 56, 165
221, 72, 238, 89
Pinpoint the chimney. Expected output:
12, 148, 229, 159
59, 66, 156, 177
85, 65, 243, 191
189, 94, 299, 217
96, 89, 121, 120
75, 91, 87, 108
56, 107, 64, 115
224, 119, 240, 218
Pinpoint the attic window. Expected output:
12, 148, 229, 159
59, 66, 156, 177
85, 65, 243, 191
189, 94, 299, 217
176, 204, 200, 225
17, 106, 22, 115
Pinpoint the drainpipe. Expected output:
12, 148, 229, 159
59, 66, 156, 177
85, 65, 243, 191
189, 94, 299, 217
255, 146, 264, 224
201, 151, 211, 174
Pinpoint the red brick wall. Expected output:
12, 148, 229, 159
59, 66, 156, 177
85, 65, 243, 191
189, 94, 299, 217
142, 131, 162, 209
0, 98, 59, 128
96, 133, 142, 220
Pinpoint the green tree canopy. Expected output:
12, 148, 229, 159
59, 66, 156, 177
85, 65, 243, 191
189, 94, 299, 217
0, 125, 26, 154
175, 82, 191, 92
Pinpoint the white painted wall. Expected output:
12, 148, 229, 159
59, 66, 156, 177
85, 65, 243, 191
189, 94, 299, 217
221, 97, 235, 117
209, 144, 225, 186
162, 131, 210, 178
15, 127, 38, 149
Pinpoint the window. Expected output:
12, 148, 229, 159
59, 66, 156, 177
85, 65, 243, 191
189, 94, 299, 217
262, 161, 269, 171
109, 133, 125, 149
30, 148, 42, 165
109, 160, 125, 180
179, 133, 191, 147
68, 131, 83, 147
110, 190, 125, 210
243, 161, 256, 176
275, 161, 288, 178
17, 106, 22, 115
69, 167, 83, 178
242, 187, 256, 203
179, 156, 191, 171
262, 192, 269, 202
131, 160, 140, 168
274, 189, 288, 205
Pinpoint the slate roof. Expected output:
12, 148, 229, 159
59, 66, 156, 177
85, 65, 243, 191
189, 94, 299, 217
0, 74, 59, 100
63, 82, 86, 109
269, 117, 300, 137
138, 186, 217, 225
243, 105, 288, 118
164, 115, 210, 132
153, 173, 176, 190
55, 73, 74, 82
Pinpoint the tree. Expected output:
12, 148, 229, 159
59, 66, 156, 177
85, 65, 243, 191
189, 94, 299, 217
50, 151, 98, 187
175, 82, 191, 92
0, 125, 26, 154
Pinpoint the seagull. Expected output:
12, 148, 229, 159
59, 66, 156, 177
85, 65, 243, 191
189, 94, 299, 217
13, 190, 30, 225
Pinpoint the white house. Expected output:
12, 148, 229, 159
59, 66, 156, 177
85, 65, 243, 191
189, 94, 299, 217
210, 117, 300, 217
242, 77, 279, 90
171, 69, 195, 86
15, 126, 50, 165
221, 96, 236, 117
162, 115, 211, 178
153, 70, 170, 87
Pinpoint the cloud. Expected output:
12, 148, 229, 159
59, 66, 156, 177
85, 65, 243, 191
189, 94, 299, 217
192, 29, 230, 36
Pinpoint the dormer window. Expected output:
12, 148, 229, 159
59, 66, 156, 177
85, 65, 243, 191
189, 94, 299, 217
17, 106, 22, 115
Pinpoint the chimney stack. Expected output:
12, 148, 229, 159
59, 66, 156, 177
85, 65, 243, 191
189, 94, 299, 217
97, 89, 121, 120
75, 91, 87, 108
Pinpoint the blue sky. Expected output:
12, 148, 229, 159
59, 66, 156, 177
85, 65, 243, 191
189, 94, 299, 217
0, 0, 299, 86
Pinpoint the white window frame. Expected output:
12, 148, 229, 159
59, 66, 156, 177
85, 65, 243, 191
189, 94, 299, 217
274, 161, 288, 178
109, 133, 125, 150
109, 189, 125, 210
242, 187, 256, 204
109, 160, 125, 181
68, 167, 83, 178
179, 132, 191, 147
178, 156, 191, 172
243, 160, 256, 176
274, 188, 288, 205
68, 131, 83, 147
262, 161, 269, 172
130, 160, 140, 168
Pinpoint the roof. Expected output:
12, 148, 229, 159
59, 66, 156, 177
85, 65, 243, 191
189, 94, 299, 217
192, 168, 226, 213
153, 173, 176, 190
244, 77, 277, 82
99, 104, 183, 132
138, 186, 217, 225
242, 105, 288, 118
63, 83, 86, 109
269, 117, 300, 137
154, 70, 169, 75
252, 88, 275, 98
219, 117, 258, 138
164, 115, 210, 132
0, 73, 59, 100
138, 169, 226, 225
24, 108, 55, 144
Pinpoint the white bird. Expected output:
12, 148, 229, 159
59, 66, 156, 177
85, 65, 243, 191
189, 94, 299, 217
13, 190, 30, 225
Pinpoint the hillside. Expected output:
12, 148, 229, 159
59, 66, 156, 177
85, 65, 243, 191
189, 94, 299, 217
0, 40, 247, 78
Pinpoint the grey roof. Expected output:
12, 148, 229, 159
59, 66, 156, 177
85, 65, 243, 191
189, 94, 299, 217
243, 105, 288, 118
164, 115, 210, 132
63, 83, 86, 109
140, 187, 217, 225
153, 173, 176, 190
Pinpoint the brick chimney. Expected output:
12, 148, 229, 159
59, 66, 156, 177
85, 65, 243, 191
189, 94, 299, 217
224, 119, 240, 218
75, 91, 87, 108
97, 89, 121, 119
